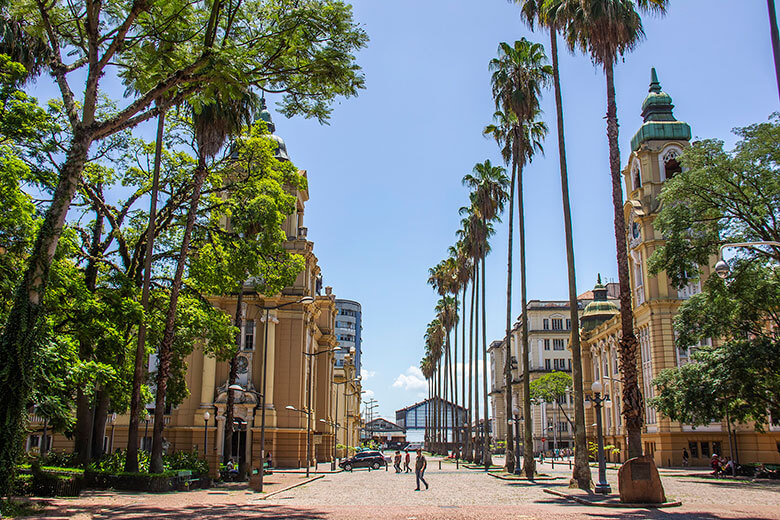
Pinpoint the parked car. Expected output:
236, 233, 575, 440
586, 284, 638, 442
403, 443, 423, 452
339, 450, 388, 471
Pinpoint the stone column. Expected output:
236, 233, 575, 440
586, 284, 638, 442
260, 312, 278, 422
216, 415, 226, 463
200, 351, 216, 406
245, 415, 255, 475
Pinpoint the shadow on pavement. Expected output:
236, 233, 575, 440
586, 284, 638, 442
30, 502, 330, 519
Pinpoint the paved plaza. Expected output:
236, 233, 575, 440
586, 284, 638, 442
19, 457, 780, 519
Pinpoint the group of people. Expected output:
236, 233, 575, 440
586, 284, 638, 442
392, 449, 429, 490
710, 453, 736, 476
538, 447, 572, 463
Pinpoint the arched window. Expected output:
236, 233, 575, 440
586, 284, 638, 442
660, 147, 683, 181
631, 160, 641, 191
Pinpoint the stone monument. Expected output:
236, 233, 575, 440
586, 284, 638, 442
618, 455, 666, 503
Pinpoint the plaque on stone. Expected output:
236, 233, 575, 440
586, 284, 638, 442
618, 455, 666, 504
632, 462, 651, 481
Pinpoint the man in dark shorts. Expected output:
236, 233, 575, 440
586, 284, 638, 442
414, 449, 428, 490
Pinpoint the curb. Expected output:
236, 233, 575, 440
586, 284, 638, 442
488, 473, 563, 482
543, 488, 682, 508
255, 475, 325, 500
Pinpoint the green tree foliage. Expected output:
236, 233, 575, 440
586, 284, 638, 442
649, 115, 780, 429
529, 370, 572, 405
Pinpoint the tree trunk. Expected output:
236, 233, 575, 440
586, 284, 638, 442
0, 131, 92, 495
150, 159, 209, 473
517, 164, 535, 479
461, 283, 466, 458
126, 109, 165, 472
224, 285, 244, 464
605, 60, 643, 459
503, 159, 517, 474
550, 29, 591, 489
91, 390, 110, 459
481, 255, 491, 469
466, 277, 474, 462
768, 0, 780, 101
74, 389, 93, 464
473, 261, 481, 464
452, 294, 458, 457
443, 331, 450, 453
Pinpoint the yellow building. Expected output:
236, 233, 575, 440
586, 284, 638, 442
31, 107, 361, 474
580, 69, 780, 468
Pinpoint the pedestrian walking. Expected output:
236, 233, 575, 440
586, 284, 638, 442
682, 448, 689, 467
404, 450, 411, 473
414, 449, 428, 491
394, 451, 402, 473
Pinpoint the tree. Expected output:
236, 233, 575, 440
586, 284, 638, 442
463, 160, 509, 468
488, 38, 549, 478
530, 371, 574, 429
768, 0, 780, 101
515, 0, 591, 488
557, 0, 669, 460
0, 0, 367, 485
649, 115, 780, 455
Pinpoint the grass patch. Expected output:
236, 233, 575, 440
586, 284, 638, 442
0, 499, 43, 518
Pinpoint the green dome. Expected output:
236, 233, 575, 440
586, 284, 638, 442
581, 275, 619, 332
582, 299, 619, 318
630, 68, 691, 151
255, 98, 289, 161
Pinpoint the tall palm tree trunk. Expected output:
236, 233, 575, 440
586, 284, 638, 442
503, 160, 517, 474
517, 163, 535, 479
461, 283, 467, 458
452, 294, 459, 456
444, 333, 450, 453
149, 158, 209, 473
550, 29, 591, 489
481, 255, 492, 469
769, 0, 780, 101
467, 266, 476, 461
605, 60, 643, 459
473, 261, 481, 464
437, 360, 442, 452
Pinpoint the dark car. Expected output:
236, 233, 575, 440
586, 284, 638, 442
339, 450, 387, 471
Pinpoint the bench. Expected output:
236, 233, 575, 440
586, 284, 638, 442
176, 470, 199, 490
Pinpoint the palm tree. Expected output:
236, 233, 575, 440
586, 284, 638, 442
768, 0, 780, 101
515, 0, 593, 488
451, 238, 472, 459
462, 160, 509, 468
556, 0, 668, 461
147, 92, 257, 473
425, 319, 445, 452
436, 295, 458, 452
420, 355, 434, 449
489, 38, 550, 479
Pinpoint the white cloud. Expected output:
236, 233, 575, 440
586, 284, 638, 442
361, 368, 376, 380
362, 388, 375, 399
392, 366, 427, 392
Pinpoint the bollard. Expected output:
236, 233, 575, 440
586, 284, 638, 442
456, 458, 459, 469
439, 460, 441, 470
569, 459, 572, 469
552, 460, 555, 469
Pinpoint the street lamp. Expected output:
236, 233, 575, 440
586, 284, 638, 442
301, 346, 340, 476
512, 407, 522, 475
142, 410, 150, 451
585, 380, 611, 494
714, 241, 780, 278
203, 411, 211, 456
253, 295, 314, 492
109, 413, 117, 454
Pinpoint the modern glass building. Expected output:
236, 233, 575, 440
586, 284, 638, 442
334, 299, 362, 373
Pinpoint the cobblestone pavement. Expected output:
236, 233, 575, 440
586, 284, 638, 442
23, 457, 780, 519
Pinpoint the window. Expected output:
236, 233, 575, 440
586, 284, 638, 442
566, 319, 571, 330
688, 441, 699, 459
543, 339, 550, 351
544, 359, 551, 371
701, 442, 710, 457
558, 421, 568, 433
543, 319, 549, 330
552, 318, 563, 330
553, 339, 565, 351
568, 359, 572, 371
243, 319, 254, 350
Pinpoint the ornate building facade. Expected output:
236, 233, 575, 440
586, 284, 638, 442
581, 69, 780, 467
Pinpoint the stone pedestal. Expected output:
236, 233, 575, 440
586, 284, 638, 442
618, 455, 666, 503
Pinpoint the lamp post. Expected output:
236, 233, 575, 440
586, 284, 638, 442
512, 407, 522, 475
142, 410, 150, 451
203, 411, 211, 456
254, 296, 314, 492
585, 381, 611, 494
714, 241, 780, 278
300, 347, 339, 476
109, 413, 117, 453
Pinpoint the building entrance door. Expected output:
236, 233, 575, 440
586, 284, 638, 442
224, 417, 247, 468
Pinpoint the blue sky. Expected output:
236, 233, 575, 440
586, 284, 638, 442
29, 1, 777, 422
275, 0, 777, 421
